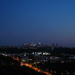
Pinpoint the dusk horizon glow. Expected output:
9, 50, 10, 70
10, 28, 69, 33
0, 0, 75, 47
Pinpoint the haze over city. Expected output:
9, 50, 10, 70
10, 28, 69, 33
0, 0, 75, 47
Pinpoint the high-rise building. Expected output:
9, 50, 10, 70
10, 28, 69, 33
51, 42, 54, 47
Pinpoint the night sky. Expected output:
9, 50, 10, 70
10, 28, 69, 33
0, 0, 75, 47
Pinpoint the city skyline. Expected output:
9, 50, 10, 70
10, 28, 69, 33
0, 0, 75, 47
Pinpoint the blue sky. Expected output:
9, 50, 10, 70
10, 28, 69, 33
0, 0, 75, 47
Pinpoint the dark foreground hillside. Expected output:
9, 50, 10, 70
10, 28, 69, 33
0, 55, 45, 75
0, 66, 46, 75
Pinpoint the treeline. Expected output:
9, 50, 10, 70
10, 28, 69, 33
0, 47, 75, 54
51, 47, 75, 55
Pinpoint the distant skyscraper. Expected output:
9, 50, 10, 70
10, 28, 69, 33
55, 43, 58, 47
51, 42, 54, 47
59, 44, 62, 47
14, 43, 17, 47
